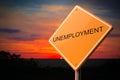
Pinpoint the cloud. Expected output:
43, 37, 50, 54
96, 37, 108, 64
40, 5, 72, 13
0, 28, 21, 33
90, 37, 120, 58
108, 34, 120, 37
0, 4, 73, 41
82, 0, 120, 19
8, 34, 40, 41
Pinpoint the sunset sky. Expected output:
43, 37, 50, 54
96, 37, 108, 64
0, 0, 120, 59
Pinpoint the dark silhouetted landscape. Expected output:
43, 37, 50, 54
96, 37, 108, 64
0, 51, 120, 80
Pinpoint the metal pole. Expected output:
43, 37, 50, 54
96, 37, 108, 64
75, 69, 81, 80
75, 70, 79, 80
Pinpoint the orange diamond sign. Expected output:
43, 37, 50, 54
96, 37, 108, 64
49, 5, 112, 70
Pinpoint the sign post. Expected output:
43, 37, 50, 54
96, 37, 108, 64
49, 5, 112, 80
75, 70, 79, 80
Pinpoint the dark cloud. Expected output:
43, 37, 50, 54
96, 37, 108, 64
0, 0, 73, 9
8, 34, 42, 41
0, 28, 21, 33
0, 0, 38, 7
0, 0, 119, 19
83, 0, 120, 19
108, 33, 120, 37
6, 33, 48, 41
90, 0, 119, 9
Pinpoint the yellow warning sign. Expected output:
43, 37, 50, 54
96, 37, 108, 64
49, 5, 112, 70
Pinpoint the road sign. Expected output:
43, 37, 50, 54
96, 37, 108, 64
49, 5, 112, 71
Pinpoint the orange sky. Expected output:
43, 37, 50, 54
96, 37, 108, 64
0, 0, 120, 59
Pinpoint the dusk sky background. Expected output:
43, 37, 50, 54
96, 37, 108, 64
0, 0, 120, 59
